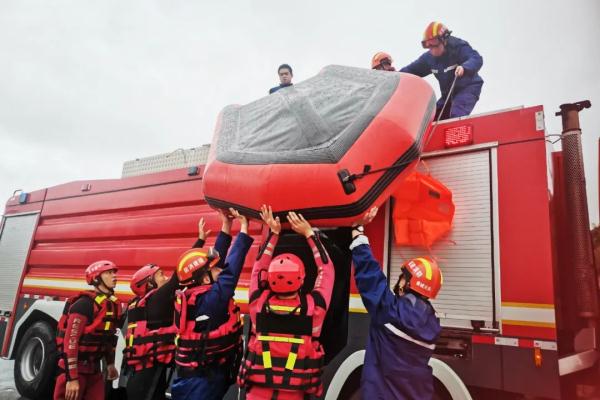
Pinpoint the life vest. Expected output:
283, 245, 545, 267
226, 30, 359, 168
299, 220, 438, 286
239, 291, 325, 394
123, 289, 177, 372
56, 291, 120, 370
392, 171, 455, 248
174, 285, 243, 377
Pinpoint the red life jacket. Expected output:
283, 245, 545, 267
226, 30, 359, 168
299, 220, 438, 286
123, 289, 177, 372
239, 291, 325, 394
56, 291, 120, 372
174, 285, 243, 377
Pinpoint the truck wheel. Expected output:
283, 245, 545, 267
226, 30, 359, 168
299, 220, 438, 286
14, 321, 58, 400
434, 377, 453, 400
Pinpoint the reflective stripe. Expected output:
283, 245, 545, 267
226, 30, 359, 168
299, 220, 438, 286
106, 311, 114, 316
285, 352, 298, 370
444, 64, 458, 73
433, 22, 441, 37
263, 351, 272, 368
257, 335, 304, 344
104, 321, 111, 331
95, 295, 106, 305
268, 305, 300, 313
416, 258, 433, 280
128, 323, 137, 328
129, 335, 134, 347
431, 69, 439, 74
264, 249, 273, 256
384, 323, 436, 350
179, 251, 208, 270
109, 295, 118, 302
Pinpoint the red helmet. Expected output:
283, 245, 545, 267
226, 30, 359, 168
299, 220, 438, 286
130, 264, 160, 297
85, 260, 118, 286
422, 22, 451, 48
371, 52, 393, 69
401, 257, 443, 299
268, 253, 305, 294
176, 248, 220, 286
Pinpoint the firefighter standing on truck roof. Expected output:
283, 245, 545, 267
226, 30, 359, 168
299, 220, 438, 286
171, 208, 254, 400
400, 22, 483, 120
238, 205, 334, 400
350, 206, 442, 400
123, 210, 235, 400
371, 52, 396, 71
54, 261, 120, 400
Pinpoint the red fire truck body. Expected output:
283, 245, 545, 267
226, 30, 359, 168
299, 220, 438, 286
0, 105, 598, 399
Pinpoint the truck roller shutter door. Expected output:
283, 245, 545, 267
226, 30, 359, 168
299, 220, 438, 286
0, 213, 39, 313
390, 150, 496, 329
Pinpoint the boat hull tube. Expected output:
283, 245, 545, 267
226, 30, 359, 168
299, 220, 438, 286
203, 65, 436, 226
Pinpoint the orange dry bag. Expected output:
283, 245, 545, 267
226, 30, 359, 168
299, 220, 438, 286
392, 171, 455, 248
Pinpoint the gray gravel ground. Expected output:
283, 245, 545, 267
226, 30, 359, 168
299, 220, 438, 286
0, 359, 21, 400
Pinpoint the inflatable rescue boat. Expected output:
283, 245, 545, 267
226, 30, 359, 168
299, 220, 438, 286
202, 65, 436, 226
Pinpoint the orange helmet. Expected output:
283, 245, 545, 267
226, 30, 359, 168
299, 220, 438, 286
268, 253, 305, 294
399, 257, 443, 299
176, 248, 220, 286
422, 22, 452, 48
371, 52, 393, 69
130, 264, 160, 297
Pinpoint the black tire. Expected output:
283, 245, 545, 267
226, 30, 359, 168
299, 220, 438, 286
14, 321, 58, 400
434, 377, 453, 400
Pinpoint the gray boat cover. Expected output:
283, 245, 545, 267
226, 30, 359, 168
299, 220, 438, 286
215, 65, 401, 165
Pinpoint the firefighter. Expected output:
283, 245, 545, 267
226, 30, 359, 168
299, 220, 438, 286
269, 64, 294, 94
238, 205, 335, 400
350, 206, 442, 400
400, 22, 483, 120
372, 52, 396, 71
124, 211, 235, 400
54, 261, 120, 400
171, 208, 254, 400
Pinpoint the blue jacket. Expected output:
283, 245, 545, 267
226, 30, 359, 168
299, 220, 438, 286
351, 240, 441, 400
400, 36, 483, 106
172, 232, 254, 400
269, 83, 293, 94
194, 231, 253, 336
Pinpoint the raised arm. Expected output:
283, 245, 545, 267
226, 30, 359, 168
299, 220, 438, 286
250, 205, 281, 296
287, 212, 335, 310
349, 207, 395, 317
211, 209, 253, 302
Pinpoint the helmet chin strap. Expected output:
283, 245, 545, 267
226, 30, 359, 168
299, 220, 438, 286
95, 276, 114, 295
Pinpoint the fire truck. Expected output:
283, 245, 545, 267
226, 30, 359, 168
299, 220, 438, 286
0, 102, 598, 399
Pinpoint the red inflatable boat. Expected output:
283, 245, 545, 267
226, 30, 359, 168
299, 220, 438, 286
203, 65, 436, 226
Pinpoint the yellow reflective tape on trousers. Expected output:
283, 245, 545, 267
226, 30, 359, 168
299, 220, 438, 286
262, 351, 272, 368
257, 335, 304, 344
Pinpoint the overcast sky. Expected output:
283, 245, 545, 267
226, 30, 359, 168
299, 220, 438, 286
1, 0, 599, 224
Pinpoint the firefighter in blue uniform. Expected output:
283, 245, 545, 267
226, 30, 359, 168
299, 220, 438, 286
401, 22, 483, 120
350, 206, 443, 400
170, 208, 254, 400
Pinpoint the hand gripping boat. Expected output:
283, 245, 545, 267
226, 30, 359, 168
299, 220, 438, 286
202, 65, 436, 226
